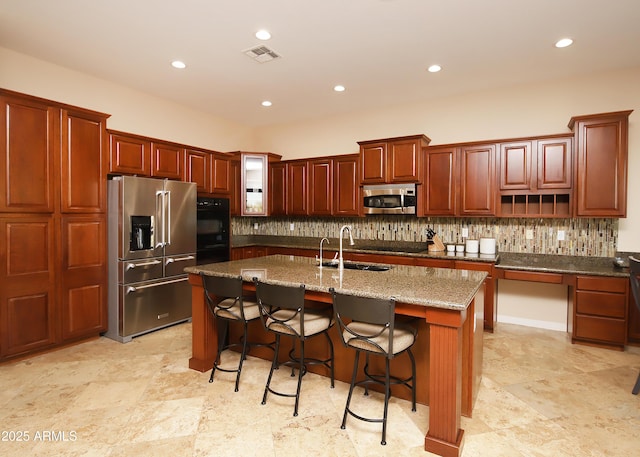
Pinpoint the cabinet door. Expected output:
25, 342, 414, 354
211, 153, 231, 194
230, 158, 241, 216
537, 137, 572, 189
109, 132, 151, 176
459, 144, 496, 215
287, 160, 308, 215
423, 147, 457, 216
499, 141, 532, 191
0, 96, 57, 213
151, 141, 183, 180
333, 155, 360, 216
0, 216, 57, 357
59, 214, 107, 340
571, 112, 630, 217
61, 109, 107, 213
389, 138, 421, 183
242, 154, 268, 216
360, 142, 387, 184
269, 162, 287, 216
309, 159, 333, 216
185, 149, 211, 193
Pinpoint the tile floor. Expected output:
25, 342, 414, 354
1, 322, 639, 457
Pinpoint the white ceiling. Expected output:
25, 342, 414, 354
1, 0, 639, 128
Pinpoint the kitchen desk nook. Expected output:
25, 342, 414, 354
185, 255, 486, 457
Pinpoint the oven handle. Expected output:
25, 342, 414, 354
126, 277, 187, 294
126, 259, 162, 270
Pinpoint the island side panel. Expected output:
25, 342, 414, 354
424, 306, 467, 457
188, 273, 217, 372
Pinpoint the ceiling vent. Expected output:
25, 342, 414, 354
243, 45, 281, 63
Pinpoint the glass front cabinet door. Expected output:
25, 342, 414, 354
241, 154, 268, 216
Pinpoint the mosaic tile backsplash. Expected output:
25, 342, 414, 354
232, 216, 618, 257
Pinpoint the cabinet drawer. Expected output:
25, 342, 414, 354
502, 269, 563, 283
576, 276, 627, 293
575, 290, 626, 318
574, 315, 626, 345
454, 261, 492, 273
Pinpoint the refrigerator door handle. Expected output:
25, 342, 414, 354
166, 190, 171, 246
126, 260, 162, 270
156, 190, 165, 248
165, 255, 195, 265
126, 277, 188, 294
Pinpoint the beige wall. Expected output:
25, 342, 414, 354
1, 46, 638, 251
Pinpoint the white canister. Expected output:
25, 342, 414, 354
446, 244, 455, 252
479, 237, 496, 255
455, 244, 464, 253
465, 239, 479, 253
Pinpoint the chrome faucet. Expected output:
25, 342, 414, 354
318, 237, 329, 267
338, 225, 355, 270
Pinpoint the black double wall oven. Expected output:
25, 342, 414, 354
196, 196, 230, 265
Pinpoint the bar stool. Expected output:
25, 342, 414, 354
330, 288, 417, 445
630, 256, 640, 395
201, 273, 273, 392
254, 279, 335, 416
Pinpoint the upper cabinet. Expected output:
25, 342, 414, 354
309, 158, 333, 216
459, 144, 496, 216
241, 154, 268, 216
211, 153, 231, 194
269, 161, 287, 216
184, 149, 210, 194
151, 141, 183, 180
358, 135, 430, 184
422, 146, 457, 217
109, 131, 151, 176
287, 159, 309, 215
570, 110, 632, 217
497, 136, 573, 218
333, 154, 360, 216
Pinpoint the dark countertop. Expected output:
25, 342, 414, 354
232, 235, 498, 263
232, 235, 638, 279
495, 252, 633, 278
186, 254, 487, 311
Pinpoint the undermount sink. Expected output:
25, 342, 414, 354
321, 261, 392, 271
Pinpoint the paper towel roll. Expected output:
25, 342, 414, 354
479, 238, 496, 255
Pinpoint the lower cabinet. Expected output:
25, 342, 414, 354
572, 276, 628, 349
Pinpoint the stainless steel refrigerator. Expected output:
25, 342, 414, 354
106, 175, 196, 343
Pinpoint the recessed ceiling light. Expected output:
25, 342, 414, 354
171, 60, 186, 69
256, 30, 271, 40
427, 64, 442, 73
261, 100, 272, 107
555, 38, 573, 48
334, 85, 345, 92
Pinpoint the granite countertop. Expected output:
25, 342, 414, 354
186, 254, 487, 311
231, 235, 637, 278
232, 235, 498, 263
495, 252, 633, 278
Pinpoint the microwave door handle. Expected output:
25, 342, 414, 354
400, 193, 405, 213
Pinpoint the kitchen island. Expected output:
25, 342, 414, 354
185, 255, 487, 457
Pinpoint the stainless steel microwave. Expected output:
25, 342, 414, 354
363, 184, 417, 215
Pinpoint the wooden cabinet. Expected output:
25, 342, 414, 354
230, 157, 241, 216
497, 136, 572, 218
151, 141, 183, 180
287, 160, 308, 215
211, 153, 231, 194
422, 146, 457, 216
0, 97, 57, 213
231, 246, 268, 260
269, 161, 287, 216
0, 90, 109, 360
0, 215, 57, 356
570, 110, 632, 217
109, 131, 151, 176
333, 154, 360, 216
358, 135, 430, 184
309, 158, 333, 216
459, 144, 496, 216
572, 276, 628, 349
536, 137, 572, 190
185, 149, 210, 193
59, 214, 107, 340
